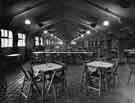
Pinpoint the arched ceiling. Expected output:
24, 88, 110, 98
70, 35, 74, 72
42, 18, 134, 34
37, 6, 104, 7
1, 0, 135, 43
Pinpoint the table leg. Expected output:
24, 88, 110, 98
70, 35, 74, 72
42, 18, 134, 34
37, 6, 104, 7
47, 71, 56, 93
42, 73, 46, 103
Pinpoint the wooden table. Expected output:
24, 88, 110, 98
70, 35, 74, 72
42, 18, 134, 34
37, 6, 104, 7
33, 63, 63, 103
85, 61, 114, 96
86, 61, 114, 69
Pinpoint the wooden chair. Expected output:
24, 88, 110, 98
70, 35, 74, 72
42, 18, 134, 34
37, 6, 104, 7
52, 63, 68, 97
127, 62, 135, 84
43, 63, 68, 103
19, 62, 41, 102
80, 60, 93, 92
81, 64, 101, 96
106, 58, 120, 88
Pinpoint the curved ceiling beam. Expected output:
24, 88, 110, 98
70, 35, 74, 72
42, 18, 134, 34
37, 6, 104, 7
84, 0, 124, 22
8, 0, 52, 27
64, 4, 97, 22
65, 16, 97, 32
12, 0, 50, 17
31, 18, 62, 34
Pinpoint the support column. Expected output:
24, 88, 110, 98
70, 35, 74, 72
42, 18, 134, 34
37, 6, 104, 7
25, 33, 34, 60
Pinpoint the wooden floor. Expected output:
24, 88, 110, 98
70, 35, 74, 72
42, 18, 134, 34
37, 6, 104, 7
1, 63, 135, 103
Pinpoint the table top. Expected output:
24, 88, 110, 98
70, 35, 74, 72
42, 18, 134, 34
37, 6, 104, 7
33, 63, 63, 76
86, 61, 114, 69
6, 53, 21, 57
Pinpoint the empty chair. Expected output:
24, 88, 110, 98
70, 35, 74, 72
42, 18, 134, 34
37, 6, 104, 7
19, 61, 41, 102
106, 58, 120, 88
49, 63, 67, 97
127, 57, 135, 84
81, 64, 101, 96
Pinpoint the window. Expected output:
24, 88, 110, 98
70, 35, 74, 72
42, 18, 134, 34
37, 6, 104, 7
40, 37, 43, 46
1, 29, 13, 48
35, 36, 43, 46
18, 33, 26, 47
35, 37, 39, 46
46, 39, 49, 45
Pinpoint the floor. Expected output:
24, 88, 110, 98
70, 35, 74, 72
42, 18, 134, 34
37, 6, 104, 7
1, 63, 135, 103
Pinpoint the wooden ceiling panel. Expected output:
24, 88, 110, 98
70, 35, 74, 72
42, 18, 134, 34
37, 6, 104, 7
2, 0, 135, 42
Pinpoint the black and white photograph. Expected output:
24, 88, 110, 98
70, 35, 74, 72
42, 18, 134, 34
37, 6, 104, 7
0, 0, 135, 103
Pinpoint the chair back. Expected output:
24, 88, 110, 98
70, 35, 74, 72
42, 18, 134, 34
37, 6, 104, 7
127, 57, 135, 71
21, 62, 33, 80
113, 59, 119, 73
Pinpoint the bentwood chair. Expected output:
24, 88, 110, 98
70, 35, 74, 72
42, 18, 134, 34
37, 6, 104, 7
106, 59, 120, 89
127, 57, 135, 84
49, 62, 68, 99
80, 60, 93, 91
19, 61, 41, 103
80, 64, 88, 93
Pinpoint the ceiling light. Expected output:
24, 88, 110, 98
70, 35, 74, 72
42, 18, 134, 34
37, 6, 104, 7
58, 41, 63, 45
50, 33, 54, 37
81, 34, 84, 38
71, 41, 76, 45
43, 30, 48, 34
86, 30, 91, 35
103, 20, 110, 26
25, 19, 31, 25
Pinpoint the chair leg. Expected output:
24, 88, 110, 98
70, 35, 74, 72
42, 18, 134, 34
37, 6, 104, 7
116, 75, 120, 87
80, 71, 86, 92
33, 81, 41, 96
52, 85, 57, 103
63, 79, 69, 103
128, 72, 132, 84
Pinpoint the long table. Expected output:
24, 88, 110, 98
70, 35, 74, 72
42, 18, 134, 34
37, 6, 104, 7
32, 51, 96, 64
33, 63, 63, 103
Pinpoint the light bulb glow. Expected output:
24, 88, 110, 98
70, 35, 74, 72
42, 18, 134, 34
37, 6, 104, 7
103, 20, 110, 26
71, 41, 76, 45
25, 19, 31, 25
81, 34, 84, 38
43, 30, 48, 34
86, 30, 91, 35
58, 41, 63, 45
50, 33, 54, 37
